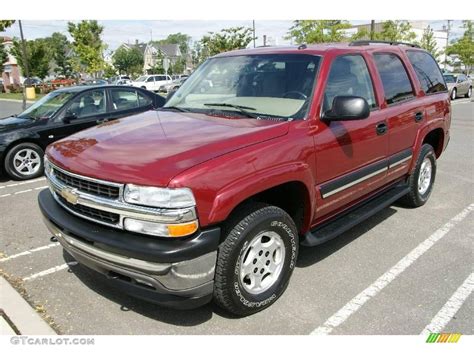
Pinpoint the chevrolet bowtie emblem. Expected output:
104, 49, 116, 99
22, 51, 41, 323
60, 187, 79, 205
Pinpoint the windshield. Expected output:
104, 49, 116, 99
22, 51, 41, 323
17, 91, 73, 119
135, 76, 147, 82
165, 54, 321, 120
443, 75, 456, 83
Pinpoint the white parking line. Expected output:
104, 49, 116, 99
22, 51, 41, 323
0, 177, 46, 189
23, 262, 78, 282
0, 185, 47, 199
0, 243, 60, 262
420, 273, 474, 335
311, 203, 474, 335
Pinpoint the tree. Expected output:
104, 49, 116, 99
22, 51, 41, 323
446, 20, 474, 74
0, 20, 15, 32
11, 38, 50, 79
418, 26, 441, 59
286, 20, 352, 44
156, 33, 191, 74
113, 46, 144, 76
68, 20, 105, 76
103, 63, 117, 78
199, 27, 253, 59
375, 20, 416, 42
45, 32, 73, 77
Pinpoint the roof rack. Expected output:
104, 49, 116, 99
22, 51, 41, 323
349, 40, 420, 48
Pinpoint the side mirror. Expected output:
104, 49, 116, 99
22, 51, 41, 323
322, 96, 370, 121
62, 112, 76, 124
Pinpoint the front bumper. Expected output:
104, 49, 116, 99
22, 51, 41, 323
38, 189, 220, 309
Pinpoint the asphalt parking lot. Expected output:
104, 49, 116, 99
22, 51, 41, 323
0, 98, 472, 335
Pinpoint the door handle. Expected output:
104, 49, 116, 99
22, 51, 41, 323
376, 122, 388, 135
414, 111, 423, 122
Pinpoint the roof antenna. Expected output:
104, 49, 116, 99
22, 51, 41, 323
298, 44, 307, 50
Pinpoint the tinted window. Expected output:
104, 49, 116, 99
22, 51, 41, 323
146, 77, 154, 82
67, 89, 107, 119
406, 51, 447, 94
111, 89, 140, 111
137, 91, 152, 107
323, 55, 377, 112
374, 53, 414, 105
443, 74, 456, 83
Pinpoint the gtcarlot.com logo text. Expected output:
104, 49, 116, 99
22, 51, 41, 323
10, 336, 95, 346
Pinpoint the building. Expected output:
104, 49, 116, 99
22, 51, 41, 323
114, 41, 183, 75
351, 21, 448, 63
1, 36, 21, 89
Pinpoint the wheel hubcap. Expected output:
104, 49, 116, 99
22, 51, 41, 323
418, 157, 432, 195
238, 231, 285, 295
13, 149, 41, 176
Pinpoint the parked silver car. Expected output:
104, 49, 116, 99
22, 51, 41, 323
443, 73, 472, 100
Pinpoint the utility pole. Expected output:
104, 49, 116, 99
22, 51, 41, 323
252, 20, 256, 48
444, 20, 451, 71
263, 35, 267, 47
18, 20, 30, 111
370, 20, 375, 40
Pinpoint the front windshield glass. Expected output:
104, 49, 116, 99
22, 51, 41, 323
17, 91, 73, 119
135, 76, 147, 82
165, 54, 321, 120
443, 75, 456, 83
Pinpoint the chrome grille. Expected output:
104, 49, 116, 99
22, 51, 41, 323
53, 167, 120, 199
57, 195, 120, 224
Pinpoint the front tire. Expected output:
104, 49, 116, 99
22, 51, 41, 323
213, 203, 299, 316
451, 88, 457, 100
4, 142, 44, 180
400, 144, 436, 208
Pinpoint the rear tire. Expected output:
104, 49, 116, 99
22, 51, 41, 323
451, 88, 457, 100
400, 144, 436, 208
4, 142, 44, 180
465, 87, 472, 98
213, 203, 298, 316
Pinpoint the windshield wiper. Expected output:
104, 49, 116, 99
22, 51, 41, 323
159, 106, 190, 113
203, 103, 260, 119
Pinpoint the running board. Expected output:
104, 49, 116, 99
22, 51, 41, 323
301, 184, 410, 247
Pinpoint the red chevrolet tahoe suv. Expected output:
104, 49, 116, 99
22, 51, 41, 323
38, 41, 451, 316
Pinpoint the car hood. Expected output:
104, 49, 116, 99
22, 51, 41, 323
47, 110, 289, 186
446, 83, 456, 90
0, 116, 34, 132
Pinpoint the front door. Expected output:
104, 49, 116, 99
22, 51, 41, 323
313, 54, 389, 221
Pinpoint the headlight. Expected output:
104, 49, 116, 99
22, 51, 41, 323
123, 184, 196, 209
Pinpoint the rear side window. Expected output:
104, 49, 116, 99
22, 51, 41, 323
406, 51, 447, 94
374, 53, 414, 105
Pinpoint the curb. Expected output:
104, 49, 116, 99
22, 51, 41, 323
0, 277, 56, 335
0, 98, 36, 103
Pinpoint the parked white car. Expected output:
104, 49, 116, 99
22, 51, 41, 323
131, 75, 172, 92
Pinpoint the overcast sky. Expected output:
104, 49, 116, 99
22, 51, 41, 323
0, 20, 466, 52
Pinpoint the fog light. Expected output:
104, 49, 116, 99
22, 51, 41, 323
123, 218, 198, 238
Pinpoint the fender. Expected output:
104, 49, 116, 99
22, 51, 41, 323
409, 117, 446, 173
0, 129, 43, 163
207, 161, 315, 231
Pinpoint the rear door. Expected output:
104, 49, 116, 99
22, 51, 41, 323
108, 87, 154, 120
314, 53, 389, 219
372, 52, 419, 179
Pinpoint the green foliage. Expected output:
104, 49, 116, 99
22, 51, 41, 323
45, 32, 73, 77
67, 20, 105, 75
0, 38, 7, 66
113, 46, 144, 76
0, 20, 15, 32
11, 38, 50, 79
199, 27, 253, 59
375, 21, 416, 42
103, 63, 117, 78
446, 20, 474, 74
158, 32, 191, 55
286, 20, 352, 44
417, 26, 441, 59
